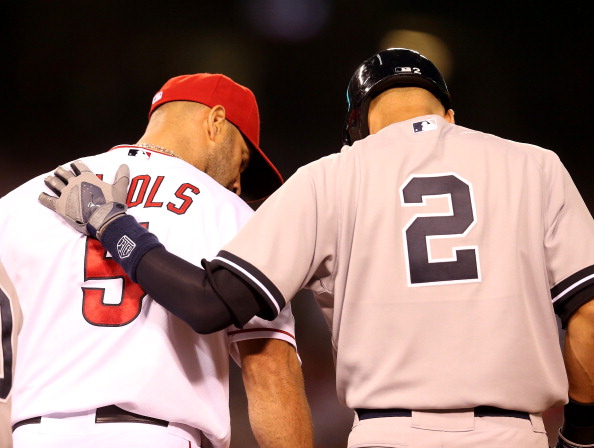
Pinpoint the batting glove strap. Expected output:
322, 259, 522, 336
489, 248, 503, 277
87, 202, 128, 239
99, 214, 164, 282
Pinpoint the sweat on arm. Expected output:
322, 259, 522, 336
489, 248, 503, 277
100, 214, 269, 333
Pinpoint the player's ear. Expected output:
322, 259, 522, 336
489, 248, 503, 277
206, 105, 227, 142
445, 108, 455, 124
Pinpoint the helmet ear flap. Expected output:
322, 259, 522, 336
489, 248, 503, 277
342, 48, 451, 146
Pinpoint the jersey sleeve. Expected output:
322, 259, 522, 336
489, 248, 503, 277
545, 154, 594, 325
226, 303, 298, 366
211, 160, 337, 318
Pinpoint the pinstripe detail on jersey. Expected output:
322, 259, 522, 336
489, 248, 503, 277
213, 250, 285, 317
552, 264, 594, 326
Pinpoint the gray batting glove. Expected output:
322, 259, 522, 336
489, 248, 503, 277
39, 160, 130, 238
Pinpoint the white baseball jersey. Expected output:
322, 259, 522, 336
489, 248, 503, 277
0, 260, 21, 448
0, 145, 297, 448
216, 115, 594, 414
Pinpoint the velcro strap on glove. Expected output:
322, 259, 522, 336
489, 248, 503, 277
87, 202, 128, 238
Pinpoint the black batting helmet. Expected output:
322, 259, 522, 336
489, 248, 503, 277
343, 48, 452, 146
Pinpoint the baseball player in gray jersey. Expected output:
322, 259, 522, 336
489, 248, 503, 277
0, 260, 21, 448
40, 49, 594, 448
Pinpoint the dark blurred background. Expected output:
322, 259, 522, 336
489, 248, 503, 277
3, 1, 592, 447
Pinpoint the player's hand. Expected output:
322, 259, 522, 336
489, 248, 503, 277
38, 160, 130, 238
556, 431, 594, 447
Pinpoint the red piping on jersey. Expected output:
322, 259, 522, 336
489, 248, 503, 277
228, 328, 296, 341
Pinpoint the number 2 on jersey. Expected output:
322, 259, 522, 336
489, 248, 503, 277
401, 174, 481, 286
82, 227, 148, 326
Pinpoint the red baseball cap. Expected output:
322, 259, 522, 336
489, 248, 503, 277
149, 73, 283, 202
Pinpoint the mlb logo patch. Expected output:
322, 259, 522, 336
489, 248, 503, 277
413, 119, 438, 133
128, 149, 151, 159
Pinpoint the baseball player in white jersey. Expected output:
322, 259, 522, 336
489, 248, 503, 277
0, 260, 21, 448
39, 50, 594, 447
1, 73, 313, 448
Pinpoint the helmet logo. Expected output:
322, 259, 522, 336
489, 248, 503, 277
394, 66, 422, 74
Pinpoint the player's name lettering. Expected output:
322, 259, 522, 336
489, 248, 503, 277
126, 175, 200, 215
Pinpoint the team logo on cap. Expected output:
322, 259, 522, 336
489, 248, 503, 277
152, 91, 163, 104
117, 235, 136, 259
413, 119, 438, 133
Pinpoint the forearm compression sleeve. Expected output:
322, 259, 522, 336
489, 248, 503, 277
100, 215, 264, 333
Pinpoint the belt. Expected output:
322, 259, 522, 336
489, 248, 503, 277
356, 406, 530, 421
12, 405, 169, 432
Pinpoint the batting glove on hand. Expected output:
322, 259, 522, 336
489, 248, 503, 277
38, 160, 130, 238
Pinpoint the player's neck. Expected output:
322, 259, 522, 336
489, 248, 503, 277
369, 108, 441, 134
135, 142, 182, 159
137, 107, 214, 171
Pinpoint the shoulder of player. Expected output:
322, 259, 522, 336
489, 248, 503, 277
63, 151, 253, 226
493, 134, 563, 172
299, 146, 354, 175
275, 155, 341, 197
88, 149, 250, 204
448, 124, 563, 167
1, 170, 50, 204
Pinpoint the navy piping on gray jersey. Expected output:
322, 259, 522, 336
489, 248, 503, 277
212, 250, 285, 317
552, 264, 594, 327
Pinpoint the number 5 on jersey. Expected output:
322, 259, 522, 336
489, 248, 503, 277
401, 173, 481, 286
82, 224, 148, 326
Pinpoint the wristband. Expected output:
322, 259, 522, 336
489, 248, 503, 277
560, 399, 594, 445
99, 214, 164, 282
557, 430, 594, 447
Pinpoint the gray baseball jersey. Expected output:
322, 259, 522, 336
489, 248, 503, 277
214, 115, 594, 414
1, 260, 21, 448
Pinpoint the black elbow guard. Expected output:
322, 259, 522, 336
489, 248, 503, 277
202, 261, 267, 327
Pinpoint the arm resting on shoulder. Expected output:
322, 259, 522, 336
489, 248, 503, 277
37, 163, 270, 333
135, 247, 266, 333
98, 215, 266, 333
238, 338, 314, 448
